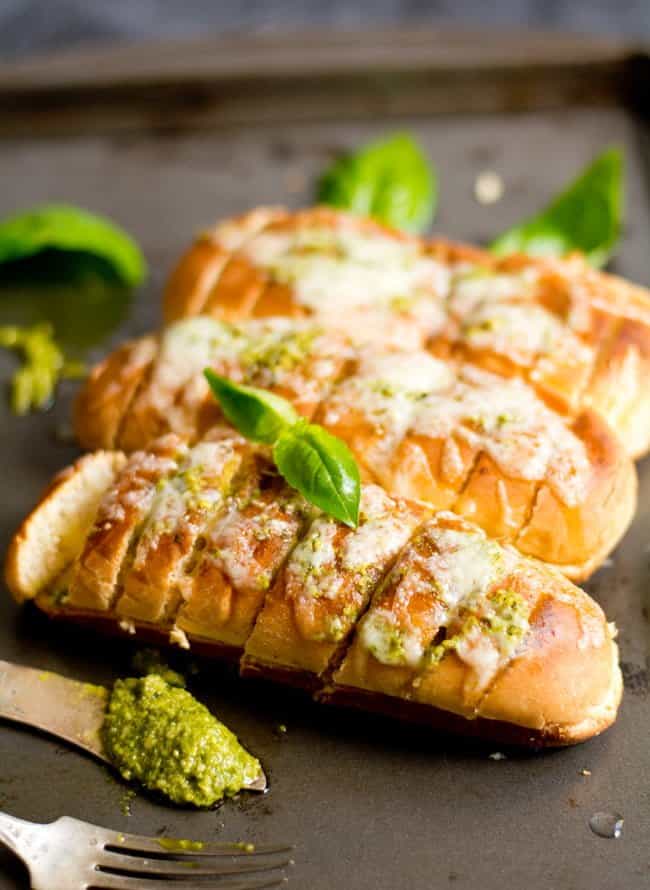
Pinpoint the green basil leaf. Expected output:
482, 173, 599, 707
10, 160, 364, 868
490, 148, 623, 268
317, 133, 437, 234
273, 423, 360, 528
0, 204, 147, 286
204, 370, 299, 444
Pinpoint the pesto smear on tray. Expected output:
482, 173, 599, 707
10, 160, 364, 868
103, 673, 261, 807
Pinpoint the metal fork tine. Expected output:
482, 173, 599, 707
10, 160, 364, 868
102, 829, 292, 857
95, 849, 292, 877
92, 871, 287, 890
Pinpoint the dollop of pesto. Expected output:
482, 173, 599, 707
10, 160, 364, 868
103, 674, 261, 807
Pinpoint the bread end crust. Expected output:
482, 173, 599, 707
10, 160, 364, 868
4, 451, 126, 603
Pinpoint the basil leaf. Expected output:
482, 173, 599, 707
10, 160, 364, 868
204, 371, 361, 525
0, 204, 146, 286
317, 133, 437, 234
204, 370, 299, 444
490, 148, 623, 268
273, 423, 360, 528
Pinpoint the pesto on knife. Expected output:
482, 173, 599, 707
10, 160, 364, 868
102, 674, 261, 807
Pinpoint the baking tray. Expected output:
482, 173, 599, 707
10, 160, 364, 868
0, 28, 648, 890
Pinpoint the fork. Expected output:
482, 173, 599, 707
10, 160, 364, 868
0, 811, 292, 889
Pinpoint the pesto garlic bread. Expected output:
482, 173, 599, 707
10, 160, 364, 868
74, 317, 636, 581
163, 207, 650, 458
5, 434, 622, 747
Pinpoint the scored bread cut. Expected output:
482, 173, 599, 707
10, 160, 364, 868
4, 432, 623, 748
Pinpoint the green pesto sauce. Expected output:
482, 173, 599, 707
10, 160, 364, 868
0, 323, 86, 415
240, 327, 319, 380
103, 675, 261, 808
158, 837, 205, 852
426, 587, 530, 667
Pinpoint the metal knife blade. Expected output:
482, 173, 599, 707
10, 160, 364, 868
0, 658, 108, 761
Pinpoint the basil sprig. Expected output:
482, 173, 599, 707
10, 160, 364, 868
204, 370, 360, 527
317, 133, 437, 234
490, 148, 623, 268
0, 204, 147, 286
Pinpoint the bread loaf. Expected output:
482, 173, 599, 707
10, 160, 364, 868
163, 207, 650, 458
5, 433, 622, 748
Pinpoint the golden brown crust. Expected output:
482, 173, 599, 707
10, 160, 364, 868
329, 519, 621, 744
162, 207, 289, 324
583, 317, 650, 460
5, 445, 622, 748
477, 588, 622, 742
515, 410, 637, 577
243, 495, 430, 679
115, 438, 248, 624
73, 337, 157, 451
175, 460, 309, 647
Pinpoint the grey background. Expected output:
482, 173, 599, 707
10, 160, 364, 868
0, 0, 648, 61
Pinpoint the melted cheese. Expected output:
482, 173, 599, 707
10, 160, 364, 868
420, 526, 508, 609
157, 318, 242, 391
159, 317, 341, 413
358, 519, 513, 670
355, 351, 455, 394
237, 319, 342, 399
208, 494, 304, 595
286, 486, 417, 644
359, 608, 424, 668
285, 519, 341, 600
101, 452, 178, 524
324, 350, 454, 474
460, 303, 593, 367
453, 586, 529, 682
242, 225, 450, 335
342, 486, 415, 573
412, 366, 590, 506
448, 266, 597, 373
135, 440, 237, 551
450, 270, 538, 315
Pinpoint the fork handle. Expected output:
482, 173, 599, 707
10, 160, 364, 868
0, 810, 36, 860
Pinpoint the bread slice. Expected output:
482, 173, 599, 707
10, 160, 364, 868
4, 441, 623, 748
163, 206, 289, 323
5, 451, 126, 603
73, 336, 157, 451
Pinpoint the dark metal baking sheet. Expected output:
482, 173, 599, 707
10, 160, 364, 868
0, 29, 648, 890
